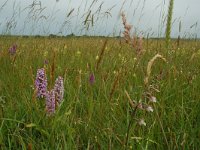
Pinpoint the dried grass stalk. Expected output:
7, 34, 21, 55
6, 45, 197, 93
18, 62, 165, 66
144, 54, 166, 85
190, 49, 200, 61
125, 90, 135, 108
95, 39, 108, 71
109, 71, 120, 101
121, 12, 144, 56
50, 50, 56, 88
122, 12, 132, 44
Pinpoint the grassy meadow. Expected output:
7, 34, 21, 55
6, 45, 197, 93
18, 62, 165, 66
0, 35, 200, 149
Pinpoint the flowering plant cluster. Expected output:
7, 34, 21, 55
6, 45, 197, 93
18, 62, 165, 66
35, 68, 64, 115
136, 95, 157, 126
128, 92, 157, 127
124, 90, 157, 148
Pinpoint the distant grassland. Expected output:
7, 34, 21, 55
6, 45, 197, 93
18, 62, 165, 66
0, 36, 200, 149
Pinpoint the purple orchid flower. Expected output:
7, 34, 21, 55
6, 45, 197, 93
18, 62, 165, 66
35, 68, 48, 98
9, 44, 17, 55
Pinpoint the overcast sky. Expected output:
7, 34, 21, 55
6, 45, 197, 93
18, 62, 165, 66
0, 0, 199, 38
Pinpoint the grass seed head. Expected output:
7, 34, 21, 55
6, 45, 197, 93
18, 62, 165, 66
144, 54, 166, 85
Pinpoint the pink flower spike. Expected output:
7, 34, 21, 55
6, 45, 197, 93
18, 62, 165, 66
45, 89, 56, 115
54, 76, 64, 104
9, 44, 17, 55
89, 73, 95, 85
35, 68, 47, 98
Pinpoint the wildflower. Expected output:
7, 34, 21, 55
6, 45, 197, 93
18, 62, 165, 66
9, 44, 17, 55
45, 89, 56, 115
138, 119, 146, 126
146, 106, 154, 112
54, 76, 64, 104
149, 96, 157, 103
89, 73, 95, 84
35, 68, 47, 98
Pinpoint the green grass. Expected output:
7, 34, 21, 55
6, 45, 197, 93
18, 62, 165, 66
0, 36, 200, 149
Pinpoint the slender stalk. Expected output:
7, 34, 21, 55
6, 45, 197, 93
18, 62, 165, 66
109, 71, 121, 101
124, 90, 138, 150
153, 103, 169, 149
95, 39, 108, 71
124, 105, 138, 150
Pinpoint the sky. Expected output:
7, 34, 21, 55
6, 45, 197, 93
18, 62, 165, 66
0, 0, 199, 38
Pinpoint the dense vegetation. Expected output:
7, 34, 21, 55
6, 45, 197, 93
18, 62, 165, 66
0, 36, 200, 149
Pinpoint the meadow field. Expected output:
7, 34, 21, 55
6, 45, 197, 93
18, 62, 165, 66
0, 35, 200, 149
